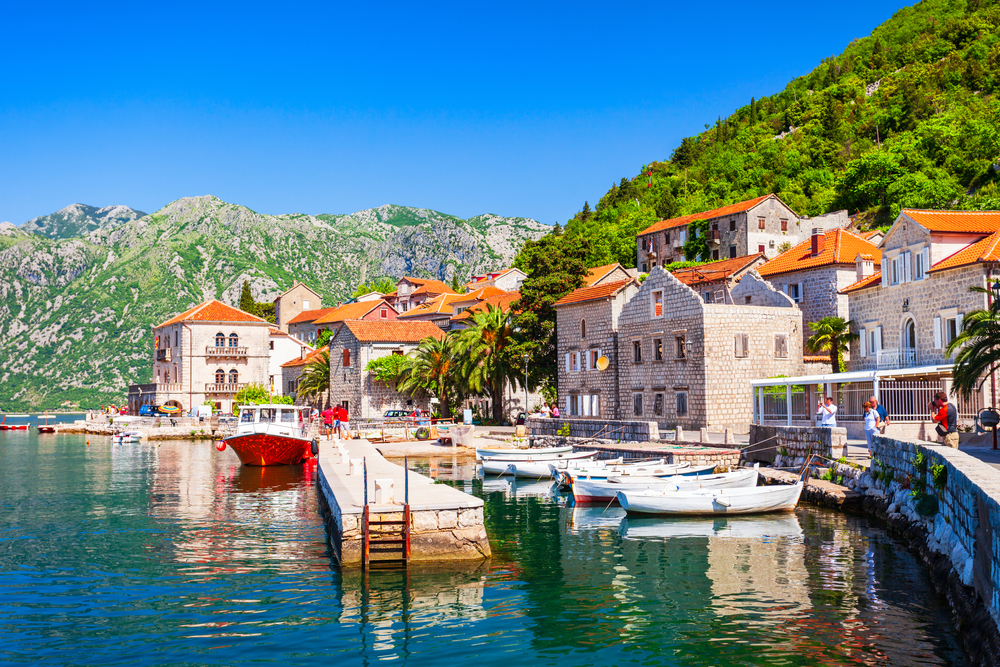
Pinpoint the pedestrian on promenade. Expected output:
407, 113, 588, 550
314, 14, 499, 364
870, 395, 889, 433
817, 396, 838, 427
321, 406, 335, 439
863, 402, 880, 449
333, 405, 343, 439
932, 391, 959, 448
552, 404, 560, 419
340, 404, 350, 439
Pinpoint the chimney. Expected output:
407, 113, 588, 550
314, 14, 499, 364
810, 228, 825, 257
856, 253, 874, 281
301, 346, 308, 360
293, 279, 299, 287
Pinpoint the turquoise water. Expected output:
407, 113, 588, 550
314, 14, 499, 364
0, 432, 964, 666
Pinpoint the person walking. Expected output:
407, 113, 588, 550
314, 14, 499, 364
817, 396, 838, 427
932, 391, 959, 448
870, 395, 889, 433
863, 401, 881, 449
340, 404, 350, 439
321, 405, 335, 440
333, 405, 343, 439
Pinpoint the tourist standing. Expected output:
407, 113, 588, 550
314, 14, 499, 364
932, 391, 959, 448
816, 396, 838, 427
321, 405, 335, 439
333, 405, 343, 439
863, 402, 880, 449
870, 395, 889, 433
552, 404, 560, 419
340, 404, 349, 439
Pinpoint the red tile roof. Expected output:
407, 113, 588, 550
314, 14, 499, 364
903, 209, 1000, 234
313, 300, 392, 325
757, 228, 881, 277
584, 263, 625, 286
155, 300, 267, 328
280, 345, 329, 368
671, 254, 764, 287
639, 194, 775, 235
341, 320, 445, 343
287, 307, 338, 325
397, 292, 465, 318
929, 229, 1000, 273
451, 291, 522, 321
399, 277, 455, 296
554, 280, 634, 307
840, 272, 882, 294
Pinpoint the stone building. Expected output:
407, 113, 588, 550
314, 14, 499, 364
585, 262, 636, 286
128, 300, 272, 415
310, 299, 398, 341
398, 286, 508, 329
757, 227, 880, 351
273, 281, 322, 332
287, 307, 338, 344
635, 194, 849, 270
554, 279, 640, 420
280, 345, 328, 406
268, 329, 313, 395
327, 320, 445, 419
465, 268, 527, 292
670, 253, 766, 304
388, 277, 456, 313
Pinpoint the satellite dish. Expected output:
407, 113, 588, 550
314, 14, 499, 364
596, 356, 610, 371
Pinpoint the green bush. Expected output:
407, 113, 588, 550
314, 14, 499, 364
931, 463, 948, 491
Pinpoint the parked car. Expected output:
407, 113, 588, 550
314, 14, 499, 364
383, 409, 429, 420
138, 405, 170, 417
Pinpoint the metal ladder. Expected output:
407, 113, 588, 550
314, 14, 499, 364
361, 456, 411, 569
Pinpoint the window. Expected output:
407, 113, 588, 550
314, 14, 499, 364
654, 338, 663, 361
679, 229, 687, 244
676, 392, 688, 417
665, 232, 671, 244
891, 252, 912, 285
569, 395, 580, 416
730, 219, 736, 232
744, 296, 752, 304
580, 319, 587, 339
675, 335, 686, 359
869, 328, 882, 355
174, 330, 178, 347
343, 348, 351, 367
641, 262, 649, 273
570, 352, 580, 372
729, 245, 737, 259
712, 250, 719, 260
392, 349, 404, 356
633, 340, 642, 363
380, 308, 388, 319
303, 299, 311, 310
269, 340, 274, 350
653, 393, 664, 416
652, 290, 663, 317
735, 333, 749, 358
229, 333, 239, 348
589, 349, 600, 369
915, 248, 929, 280
758, 244, 766, 254
774, 334, 788, 359
945, 317, 960, 345
590, 394, 600, 417
215, 332, 225, 348
633, 393, 643, 416
786, 283, 802, 303
228, 369, 239, 385
758, 217, 766, 230
702, 291, 713, 304
780, 219, 788, 231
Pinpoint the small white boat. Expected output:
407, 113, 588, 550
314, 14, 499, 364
482, 452, 598, 478
572, 465, 759, 503
112, 417, 144, 443
620, 513, 803, 540
554, 462, 717, 487
476, 445, 573, 460
481, 478, 557, 497
618, 481, 803, 516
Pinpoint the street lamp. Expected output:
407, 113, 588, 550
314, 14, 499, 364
523, 354, 529, 415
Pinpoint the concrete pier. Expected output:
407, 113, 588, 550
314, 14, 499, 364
317, 438, 491, 566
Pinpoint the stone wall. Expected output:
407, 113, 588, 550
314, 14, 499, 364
748, 424, 848, 466
527, 416, 659, 441
764, 265, 857, 353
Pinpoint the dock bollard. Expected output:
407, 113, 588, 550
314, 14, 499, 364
350, 458, 363, 475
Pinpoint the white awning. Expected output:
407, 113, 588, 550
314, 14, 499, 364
750, 363, 954, 388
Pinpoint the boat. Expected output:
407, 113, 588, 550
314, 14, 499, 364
619, 513, 803, 540
553, 462, 717, 487
617, 481, 803, 516
476, 445, 573, 460
36, 414, 57, 434
571, 465, 760, 503
481, 451, 598, 478
111, 417, 144, 443
0, 414, 30, 430
220, 404, 318, 466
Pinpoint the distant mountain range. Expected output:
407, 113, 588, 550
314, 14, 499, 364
0, 196, 548, 410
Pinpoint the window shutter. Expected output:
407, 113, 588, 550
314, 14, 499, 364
859, 329, 867, 357
565, 352, 571, 372
933, 317, 942, 349
904, 252, 912, 282
592, 395, 600, 417
566, 396, 571, 414
582, 395, 590, 416
742, 333, 749, 357
797, 283, 803, 302
874, 327, 883, 352
923, 248, 930, 276
957, 313, 964, 335
734, 334, 740, 357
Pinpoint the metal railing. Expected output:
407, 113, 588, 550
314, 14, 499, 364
876, 348, 918, 370
206, 346, 248, 357
156, 349, 171, 361
205, 382, 247, 393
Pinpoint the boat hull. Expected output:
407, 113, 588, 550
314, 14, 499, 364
618, 481, 803, 516
0, 425, 28, 430
223, 432, 315, 466
482, 453, 597, 478
36, 427, 56, 434
554, 463, 717, 488
572, 467, 759, 503
476, 445, 574, 461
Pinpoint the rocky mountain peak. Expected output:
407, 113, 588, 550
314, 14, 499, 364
20, 203, 147, 239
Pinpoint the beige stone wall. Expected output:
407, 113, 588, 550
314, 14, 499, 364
765, 265, 856, 352
275, 283, 321, 332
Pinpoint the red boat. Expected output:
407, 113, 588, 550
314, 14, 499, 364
0, 414, 29, 430
36, 414, 56, 434
220, 404, 318, 466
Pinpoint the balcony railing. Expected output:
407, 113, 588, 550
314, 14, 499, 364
156, 349, 171, 361
205, 382, 247, 393
876, 348, 918, 370
708, 229, 721, 243
206, 346, 248, 357
130, 382, 183, 393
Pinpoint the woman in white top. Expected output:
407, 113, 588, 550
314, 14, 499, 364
863, 401, 880, 449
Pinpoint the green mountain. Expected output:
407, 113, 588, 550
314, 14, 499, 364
0, 196, 547, 411
553, 0, 1000, 270
20, 204, 147, 239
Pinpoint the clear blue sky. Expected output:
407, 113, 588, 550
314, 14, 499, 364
1, 1, 909, 226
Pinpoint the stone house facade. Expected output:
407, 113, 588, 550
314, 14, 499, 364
311, 300, 398, 341
585, 262, 635, 286
389, 277, 456, 313
670, 253, 766, 305
327, 320, 445, 419
287, 307, 338, 343
281, 345, 328, 407
268, 329, 312, 395
465, 268, 527, 292
554, 279, 640, 420
273, 281, 322, 332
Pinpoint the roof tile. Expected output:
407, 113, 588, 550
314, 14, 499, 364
554, 280, 634, 307
280, 345, 329, 368
313, 300, 392, 325
903, 209, 1000, 233
342, 320, 445, 343
928, 229, 1000, 273
156, 300, 267, 328
840, 271, 882, 294
451, 291, 522, 321
639, 194, 774, 235
670, 254, 764, 287
757, 228, 881, 277
287, 307, 338, 325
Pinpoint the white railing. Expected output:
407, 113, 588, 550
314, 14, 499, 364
205, 383, 246, 393
206, 346, 248, 357
876, 348, 918, 370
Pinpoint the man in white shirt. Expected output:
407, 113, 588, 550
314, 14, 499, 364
817, 396, 838, 427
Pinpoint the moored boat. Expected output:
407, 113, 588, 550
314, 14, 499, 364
221, 404, 318, 466
476, 445, 574, 460
571, 465, 759, 503
0, 414, 30, 430
481, 451, 597, 478
553, 462, 717, 488
36, 414, 56, 434
617, 481, 803, 516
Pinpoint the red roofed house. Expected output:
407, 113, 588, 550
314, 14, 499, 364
584, 262, 635, 287
280, 345, 329, 406
129, 300, 274, 415
311, 299, 398, 341
670, 253, 767, 305
287, 307, 339, 343
634, 194, 849, 271
465, 267, 527, 292
389, 277, 457, 313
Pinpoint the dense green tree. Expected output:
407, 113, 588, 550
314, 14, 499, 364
947, 285, 1000, 400
454, 305, 520, 423
806, 317, 859, 374
352, 277, 396, 298
295, 351, 330, 407
239, 280, 255, 313
396, 335, 463, 418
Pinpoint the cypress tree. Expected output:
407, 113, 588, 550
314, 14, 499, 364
239, 280, 255, 313
750, 97, 757, 124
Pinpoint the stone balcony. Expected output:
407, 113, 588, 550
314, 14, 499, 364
130, 382, 183, 394
205, 382, 247, 393
156, 348, 172, 362
876, 348, 918, 370
205, 346, 248, 357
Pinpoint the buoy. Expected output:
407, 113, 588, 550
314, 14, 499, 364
215, 441, 226, 451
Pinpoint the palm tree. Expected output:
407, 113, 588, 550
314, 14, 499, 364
806, 317, 858, 374
296, 349, 330, 407
947, 286, 1000, 400
396, 336, 462, 417
454, 304, 520, 422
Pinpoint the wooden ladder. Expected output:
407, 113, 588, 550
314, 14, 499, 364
362, 456, 411, 569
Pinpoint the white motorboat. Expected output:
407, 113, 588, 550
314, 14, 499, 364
571, 465, 759, 503
112, 417, 144, 443
481, 451, 598, 478
619, 513, 803, 540
617, 481, 803, 516
481, 478, 558, 497
476, 445, 574, 460
553, 462, 717, 487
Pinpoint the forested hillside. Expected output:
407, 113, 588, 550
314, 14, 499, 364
543, 0, 1000, 270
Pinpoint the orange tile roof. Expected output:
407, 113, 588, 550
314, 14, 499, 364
803, 355, 830, 363
341, 320, 445, 343
840, 272, 882, 293
929, 229, 1000, 273
155, 300, 267, 328
287, 307, 338, 325
860, 230, 882, 240
554, 280, 634, 307
902, 209, 1000, 233
757, 228, 881, 277
584, 263, 624, 286
280, 345, 328, 368
457, 285, 508, 300
639, 194, 775, 235
313, 300, 392, 325
397, 292, 465, 318
451, 291, 522, 321
670, 254, 764, 287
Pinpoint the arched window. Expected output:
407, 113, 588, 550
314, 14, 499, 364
580, 319, 586, 339
215, 332, 225, 348
228, 333, 239, 348
904, 319, 916, 350
228, 369, 239, 385
215, 369, 225, 384
343, 348, 351, 367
